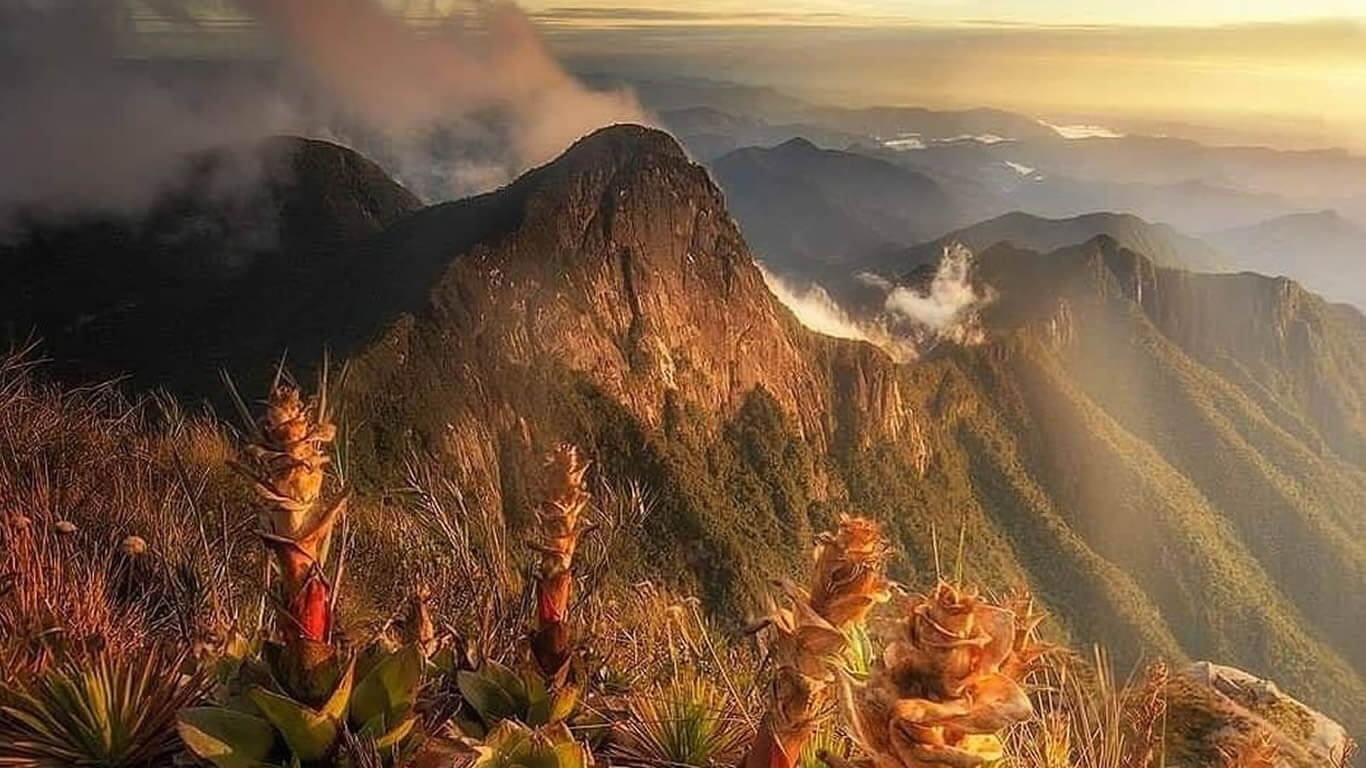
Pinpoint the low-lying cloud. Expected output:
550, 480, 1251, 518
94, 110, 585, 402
758, 264, 876, 342
883, 244, 993, 346
0, 0, 644, 224
760, 244, 993, 361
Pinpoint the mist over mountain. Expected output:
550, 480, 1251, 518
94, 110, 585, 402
709, 138, 963, 282
0, 137, 421, 391
7, 127, 1366, 752
1209, 210, 1366, 310
874, 211, 1227, 277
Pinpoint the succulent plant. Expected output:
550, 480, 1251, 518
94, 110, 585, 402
176, 642, 425, 767
0, 645, 209, 768
742, 516, 891, 768
471, 720, 592, 768
609, 676, 748, 768
450, 659, 581, 739
844, 581, 1036, 768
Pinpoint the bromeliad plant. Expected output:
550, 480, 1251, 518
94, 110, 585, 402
844, 580, 1044, 768
177, 642, 424, 768
234, 381, 346, 646
529, 444, 593, 685
445, 445, 591, 723
742, 516, 892, 768
176, 379, 426, 767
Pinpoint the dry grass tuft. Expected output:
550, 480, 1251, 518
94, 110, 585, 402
0, 350, 251, 678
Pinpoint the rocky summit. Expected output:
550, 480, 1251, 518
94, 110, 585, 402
5, 125, 1365, 749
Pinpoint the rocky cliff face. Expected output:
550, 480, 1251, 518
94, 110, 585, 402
9, 125, 1366, 746
339, 125, 916, 467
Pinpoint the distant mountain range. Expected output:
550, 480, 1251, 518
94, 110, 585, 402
1209, 210, 1366, 309
6, 126, 1366, 749
709, 138, 963, 280
643, 78, 1366, 248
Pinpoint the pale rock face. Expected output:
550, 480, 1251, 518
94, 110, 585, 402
1183, 661, 1352, 766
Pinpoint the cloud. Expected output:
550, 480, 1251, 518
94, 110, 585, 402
758, 264, 871, 342
0, 2, 295, 220
760, 247, 993, 362
758, 264, 915, 362
1039, 120, 1124, 139
239, 0, 644, 174
0, 0, 645, 222
883, 244, 993, 346
855, 271, 893, 291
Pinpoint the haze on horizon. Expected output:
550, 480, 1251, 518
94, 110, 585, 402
522, 1, 1366, 153
124, 0, 1366, 154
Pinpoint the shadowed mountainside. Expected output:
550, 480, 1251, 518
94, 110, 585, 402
0, 136, 422, 391
4, 126, 1366, 743
874, 210, 1227, 276
709, 138, 963, 280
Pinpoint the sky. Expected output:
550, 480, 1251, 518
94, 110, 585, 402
512, 0, 1366, 26
524, 8, 1366, 152
121, 1, 1366, 153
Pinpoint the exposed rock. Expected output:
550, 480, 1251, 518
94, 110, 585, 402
343, 125, 909, 463
1166, 662, 1355, 768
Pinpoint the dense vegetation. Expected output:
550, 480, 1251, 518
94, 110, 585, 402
3, 126, 1365, 761
5, 354, 1340, 766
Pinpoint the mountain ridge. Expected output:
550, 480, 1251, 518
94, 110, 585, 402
709, 138, 963, 281
5, 126, 1366, 745
874, 210, 1227, 277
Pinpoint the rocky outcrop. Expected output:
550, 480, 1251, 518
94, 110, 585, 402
1170, 662, 1354, 767
343, 125, 915, 461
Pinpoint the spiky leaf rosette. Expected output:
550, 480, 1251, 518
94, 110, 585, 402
1219, 730, 1279, 768
0, 645, 209, 768
235, 383, 345, 645
845, 582, 1033, 768
744, 516, 890, 768
529, 444, 591, 682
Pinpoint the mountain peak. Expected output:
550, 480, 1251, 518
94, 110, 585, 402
553, 123, 688, 170
774, 136, 821, 153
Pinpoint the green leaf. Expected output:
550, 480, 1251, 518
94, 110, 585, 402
374, 715, 417, 750
176, 707, 277, 768
457, 670, 518, 725
429, 647, 457, 674
350, 645, 422, 729
481, 661, 528, 707
320, 660, 355, 722
553, 740, 588, 768
523, 672, 551, 726
475, 720, 534, 768
247, 687, 338, 762
548, 684, 579, 725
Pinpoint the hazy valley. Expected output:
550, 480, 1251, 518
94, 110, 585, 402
4, 11, 1366, 767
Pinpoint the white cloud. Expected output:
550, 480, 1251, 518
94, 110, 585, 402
1040, 120, 1125, 139
758, 264, 915, 362
883, 243, 993, 345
